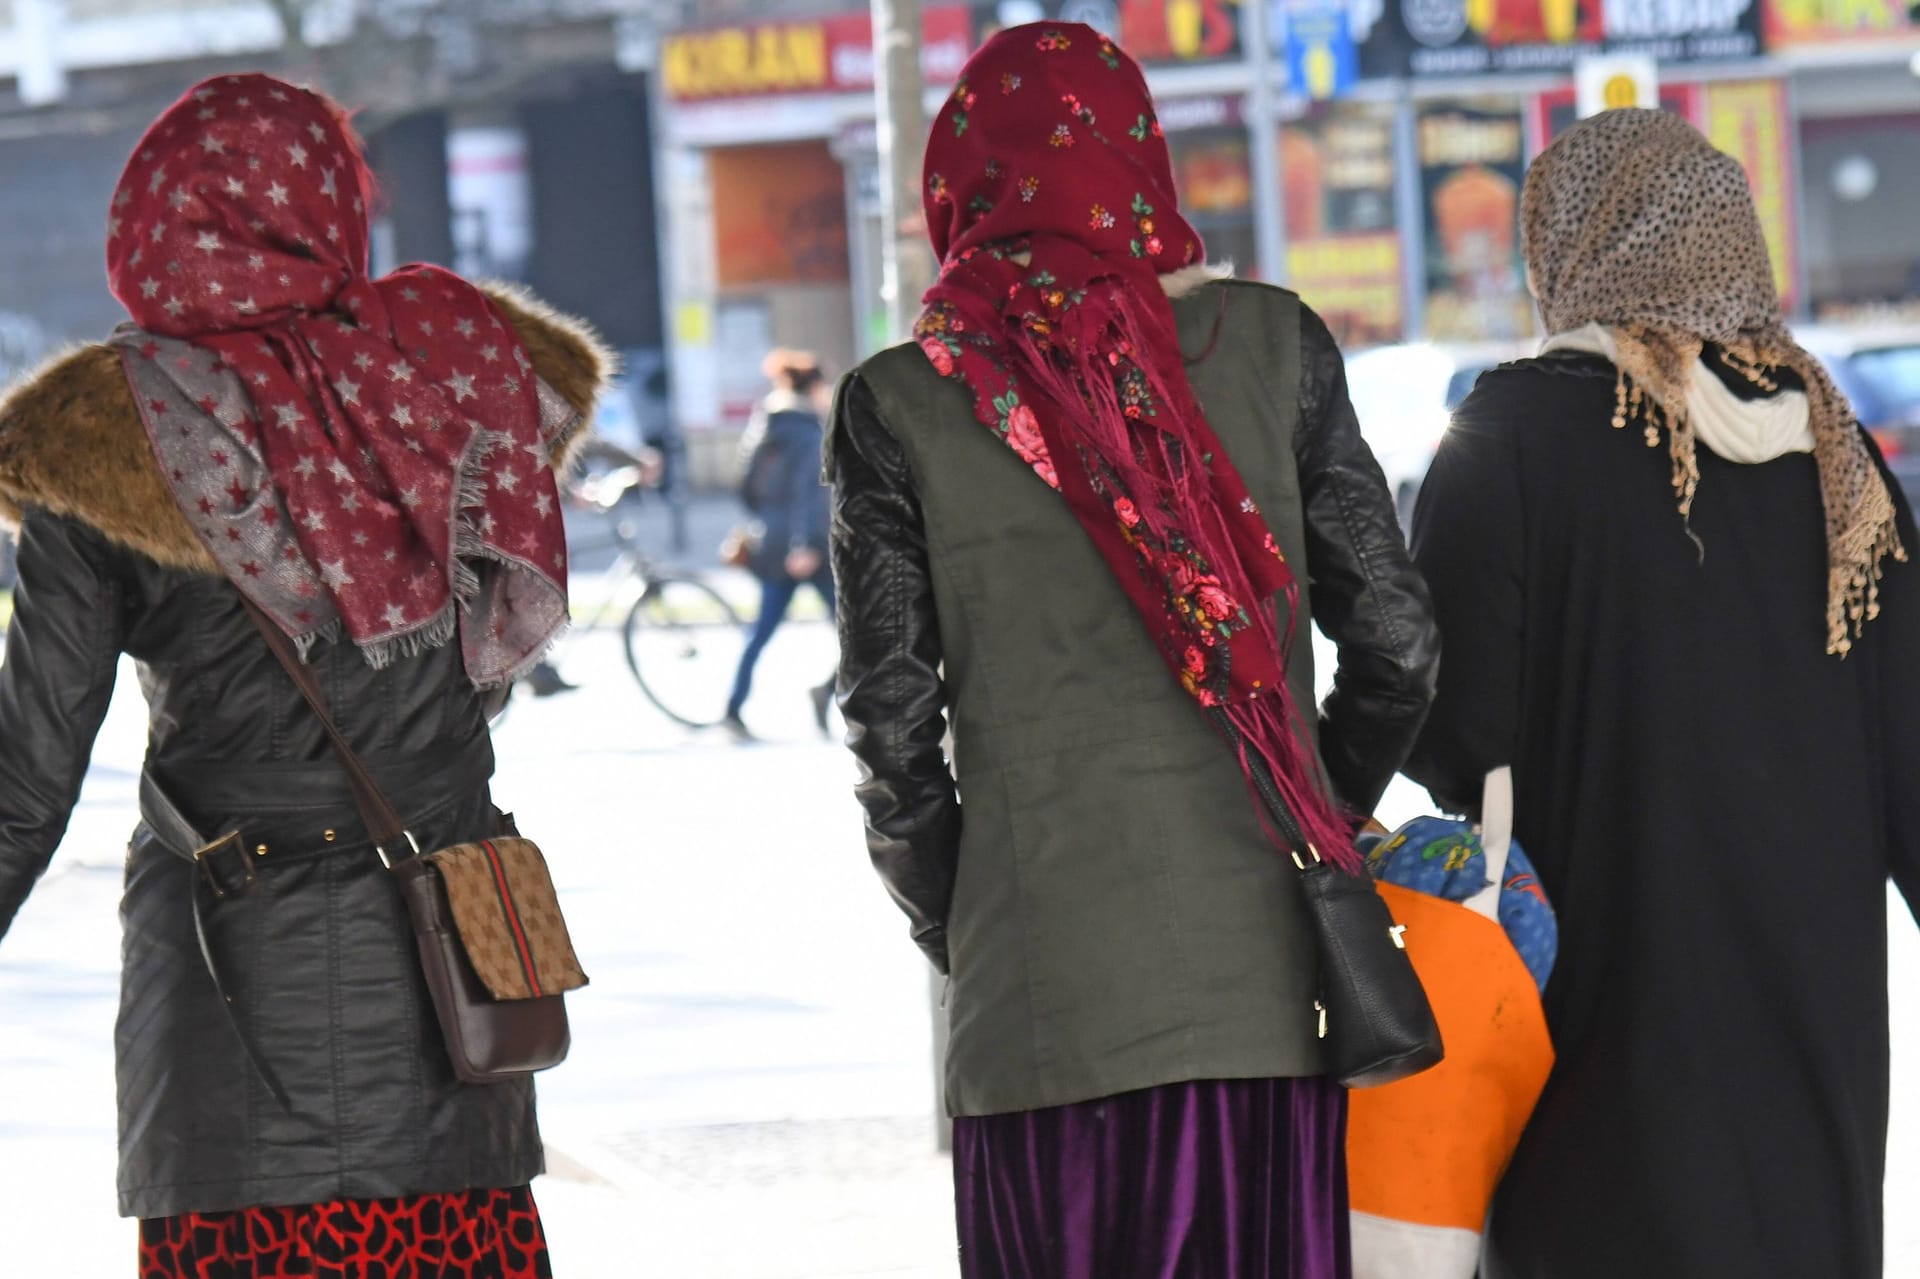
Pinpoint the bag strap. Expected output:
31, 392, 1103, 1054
1463, 766, 1515, 922
240, 600, 415, 861
1209, 708, 1315, 860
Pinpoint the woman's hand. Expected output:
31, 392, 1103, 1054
786, 546, 823, 580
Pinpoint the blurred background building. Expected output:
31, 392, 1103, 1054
1, 0, 1918, 482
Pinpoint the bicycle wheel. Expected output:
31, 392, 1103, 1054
622, 575, 746, 728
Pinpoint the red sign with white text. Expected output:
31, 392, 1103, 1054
663, 7, 974, 102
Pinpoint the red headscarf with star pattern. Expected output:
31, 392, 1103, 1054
915, 25, 1355, 865
105, 73, 570, 686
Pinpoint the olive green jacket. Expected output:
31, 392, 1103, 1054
831, 279, 1439, 1116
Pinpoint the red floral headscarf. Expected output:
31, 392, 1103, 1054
916, 24, 1354, 865
106, 74, 569, 686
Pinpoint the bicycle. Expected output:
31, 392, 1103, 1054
565, 442, 746, 729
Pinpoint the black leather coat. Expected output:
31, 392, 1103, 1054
0, 285, 607, 1218
2, 513, 539, 1217
831, 301, 1440, 975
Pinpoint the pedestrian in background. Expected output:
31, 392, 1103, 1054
829, 25, 1437, 1276
722, 348, 836, 740
1406, 108, 1919, 1279
0, 75, 609, 1278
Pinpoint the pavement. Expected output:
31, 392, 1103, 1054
5, 503, 1920, 1275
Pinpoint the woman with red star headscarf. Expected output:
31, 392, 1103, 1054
0, 73, 613, 1277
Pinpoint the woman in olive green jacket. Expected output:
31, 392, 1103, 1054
828, 23, 1438, 1279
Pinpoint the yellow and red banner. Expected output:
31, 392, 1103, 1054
1764, 0, 1916, 44
663, 7, 974, 102
1701, 81, 1799, 312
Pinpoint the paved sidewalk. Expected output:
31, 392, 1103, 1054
6, 622, 1920, 1275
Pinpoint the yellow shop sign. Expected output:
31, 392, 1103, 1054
663, 23, 832, 100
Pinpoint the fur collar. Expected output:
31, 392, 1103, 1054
1161, 262, 1234, 299
1004, 252, 1233, 300
0, 281, 613, 574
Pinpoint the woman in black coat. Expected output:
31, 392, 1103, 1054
722, 350, 837, 739
1405, 108, 1919, 1278
0, 76, 608, 1276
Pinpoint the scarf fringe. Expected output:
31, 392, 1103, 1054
1608, 323, 1907, 656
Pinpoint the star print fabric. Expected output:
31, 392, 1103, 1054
105, 74, 569, 686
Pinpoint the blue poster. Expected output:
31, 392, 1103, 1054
1281, 0, 1359, 100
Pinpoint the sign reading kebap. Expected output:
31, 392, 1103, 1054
1353, 0, 1762, 77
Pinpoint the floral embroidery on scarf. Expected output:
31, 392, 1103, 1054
951, 79, 975, 136
1128, 193, 1160, 258
912, 22, 1356, 867
991, 389, 1059, 489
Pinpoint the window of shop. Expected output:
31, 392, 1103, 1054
1800, 115, 1920, 321
708, 139, 856, 420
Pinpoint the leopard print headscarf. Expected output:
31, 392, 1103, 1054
1523, 108, 1904, 655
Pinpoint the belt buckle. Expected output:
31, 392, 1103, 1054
194, 830, 254, 900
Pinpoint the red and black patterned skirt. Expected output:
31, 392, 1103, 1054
137, 1185, 552, 1279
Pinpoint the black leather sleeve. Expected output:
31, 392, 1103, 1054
827, 373, 961, 974
0, 510, 125, 941
1294, 305, 1442, 816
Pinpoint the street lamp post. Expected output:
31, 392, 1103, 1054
1243, 0, 1289, 284
870, 0, 951, 1154
873, 0, 937, 341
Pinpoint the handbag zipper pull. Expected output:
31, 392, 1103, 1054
1315, 999, 1328, 1039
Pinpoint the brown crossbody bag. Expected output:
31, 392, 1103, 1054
245, 602, 588, 1084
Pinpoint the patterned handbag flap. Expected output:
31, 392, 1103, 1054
425, 837, 589, 1001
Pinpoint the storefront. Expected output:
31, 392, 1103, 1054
656, 0, 1264, 452
655, 0, 1914, 461
1764, 0, 1920, 321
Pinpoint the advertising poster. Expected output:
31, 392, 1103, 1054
1280, 106, 1405, 345
1175, 134, 1254, 216
1358, 0, 1762, 77
1763, 0, 1916, 44
1701, 81, 1798, 311
709, 141, 850, 288
972, 0, 1244, 64
1534, 82, 1700, 142
1282, 0, 1361, 100
1417, 101, 1535, 341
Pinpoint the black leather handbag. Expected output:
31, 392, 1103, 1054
1230, 715, 1444, 1089
1291, 844, 1445, 1088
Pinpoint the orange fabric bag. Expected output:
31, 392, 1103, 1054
1348, 771, 1555, 1277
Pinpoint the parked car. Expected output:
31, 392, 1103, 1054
1798, 326, 1920, 512
1347, 341, 1533, 531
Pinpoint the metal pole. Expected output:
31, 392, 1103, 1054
1242, 0, 1287, 284
618, 13, 693, 551
16, 0, 69, 107
873, 0, 936, 342
871, 0, 951, 1154
1393, 86, 1427, 342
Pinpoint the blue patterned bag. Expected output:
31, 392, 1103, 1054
1359, 816, 1558, 992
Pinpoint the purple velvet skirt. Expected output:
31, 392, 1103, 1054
952, 1076, 1351, 1279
